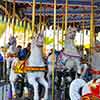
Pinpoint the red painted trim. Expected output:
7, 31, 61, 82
90, 69, 100, 75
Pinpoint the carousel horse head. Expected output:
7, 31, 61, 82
31, 31, 44, 49
66, 26, 77, 40
28, 31, 45, 67
64, 26, 79, 55
7, 36, 17, 54
9, 36, 17, 46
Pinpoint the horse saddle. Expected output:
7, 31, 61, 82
13, 60, 26, 73
7, 53, 17, 58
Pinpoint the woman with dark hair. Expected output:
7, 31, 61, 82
18, 43, 31, 60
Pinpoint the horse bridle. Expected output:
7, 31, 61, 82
63, 52, 81, 59
62, 55, 71, 66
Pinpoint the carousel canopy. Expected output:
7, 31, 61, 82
0, 0, 99, 49
4, 0, 100, 6
1, 0, 100, 27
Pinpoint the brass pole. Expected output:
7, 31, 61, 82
52, 0, 56, 99
90, 0, 95, 56
23, 18, 26, 47
89, 0, 95, 67
32, 0, 35, 36
43, 6, 46, 56
5, 0, 7, 11
13, 0, 15, 18
12, 0, 16, 35
73, 21, 75, 27
65, 0, 68, 34
62, 8, 65, 49
82, 14, 85, 59
39, 0, 42, 33
57, 16, 60, 50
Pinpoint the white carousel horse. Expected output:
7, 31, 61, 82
6, 36, 17, 74
6, 36, 17, 97
69, 78, 100, 100
55, 27, 89, 99
58, 26, 82, 77
26, 32, 48, 100
7, 36, 28, 98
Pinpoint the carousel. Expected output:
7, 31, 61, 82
0, 0, 100, 100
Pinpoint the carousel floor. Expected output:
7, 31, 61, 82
13, 90, 52, 100
0, 82, 52, 100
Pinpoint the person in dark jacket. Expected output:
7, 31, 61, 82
18, 43, 31, 60
17, 45, 22, 60
0, 52, 4, 81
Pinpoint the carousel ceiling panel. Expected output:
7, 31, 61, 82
50, 20, 100, 27
2, 0, 100, 26
4, 0, 100, 14
24, 9, 99, 15
21, 1, 100, 16
49, 14, 100, 22
5, 0, 100, 5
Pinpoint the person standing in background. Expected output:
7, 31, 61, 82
90, 47, 100, 79
0, 46, 5, 82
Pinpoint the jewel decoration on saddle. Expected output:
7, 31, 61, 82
13, 60, 25, 73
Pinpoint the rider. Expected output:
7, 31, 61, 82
56, 48, 66, 90
0, 47, 4, 81
13, 44, 31, 98
18, 43, 31, 60
17, 45, 22, 58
